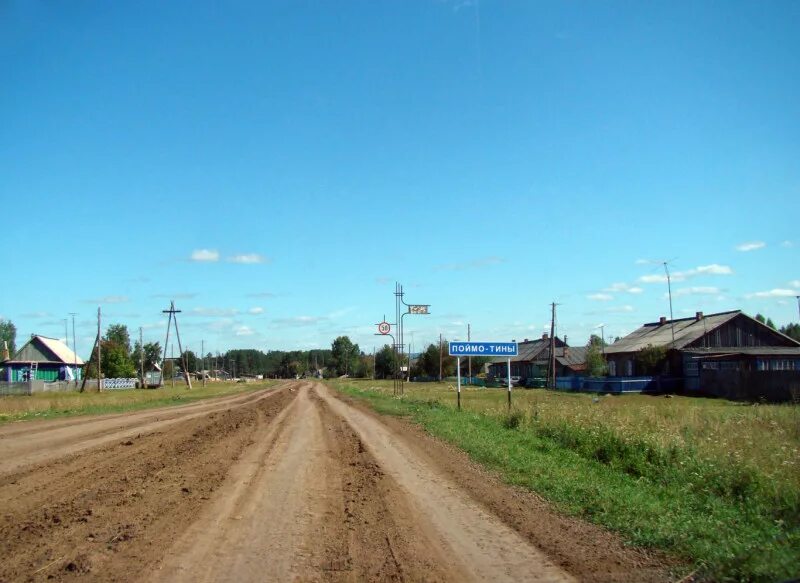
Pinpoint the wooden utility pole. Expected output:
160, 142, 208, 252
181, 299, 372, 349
97, 307, 103, 391
548, 303, 556, 389
139, 327, 144, 388
161, 301, 192, 389
467, 324, 472, 382
201, 339, 206, 387
439, 333, 443, 381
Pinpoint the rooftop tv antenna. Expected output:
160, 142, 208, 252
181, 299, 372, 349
663, 261, 676, 346
160, 300, 192, 389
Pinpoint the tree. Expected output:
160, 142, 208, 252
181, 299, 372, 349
780, 323, 800, 343
374, 345, 398, 379
0, 319, 16, 356
84, 323, 136, 379
585, 338, 607, 377
330, 336, 360, 377
132, 341, 162, 372
755, 313, 766, 324
636, 344, 668, 375
588, 333, 607, 347
766, 318, 777, 330
105, 324, 132, 354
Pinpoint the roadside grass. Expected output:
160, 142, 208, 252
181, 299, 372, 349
329, 379, 800, 582
0, 380, 276, 424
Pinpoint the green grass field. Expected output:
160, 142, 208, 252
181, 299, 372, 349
329, 379, 800, 582
0, 380, 275, 424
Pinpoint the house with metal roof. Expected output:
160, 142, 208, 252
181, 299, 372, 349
604, 310, 800, 397
487, 334, 587, 380
1, 335, 84, 382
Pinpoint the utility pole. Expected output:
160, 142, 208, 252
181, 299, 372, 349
548, 303, 556, 389
598, 324, 606, 356
796, 295, 800, 321
139, 327, 144, 388
171, 344, 175, 388
201, 339, 206, 387
439, 333, 443, 381
161, 301, 192, 388
664, 262, 676, 346
97, 307, 103, 391
70, 313, 77, 385
467, 323, 472, 383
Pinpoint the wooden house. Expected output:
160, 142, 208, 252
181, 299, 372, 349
604, 310, 800, 399
2, 335, 84, 382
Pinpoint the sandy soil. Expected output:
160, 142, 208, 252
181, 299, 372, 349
0, 382, 675, 582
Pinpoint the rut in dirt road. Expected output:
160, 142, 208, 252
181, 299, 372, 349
148, 383, 573, 583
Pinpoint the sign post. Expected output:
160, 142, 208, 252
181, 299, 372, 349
456, 357, 461, 411
449, 341, 518, 412
507, 357, 512, 409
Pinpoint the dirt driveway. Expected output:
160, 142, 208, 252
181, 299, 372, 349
0, 382, 673, 582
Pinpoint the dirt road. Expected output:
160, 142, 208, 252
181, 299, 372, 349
0, 382, 672, 582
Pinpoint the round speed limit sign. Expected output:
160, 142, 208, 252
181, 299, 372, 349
377, 322, 391, 335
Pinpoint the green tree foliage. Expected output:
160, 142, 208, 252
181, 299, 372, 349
105, 324, 132, 354
84, 323, 137, 379
755, 313, 766, 324
636, 344, 668, 375
780, 323, 800, 342
0, 319, 16, 356
374, 345, 398, 379
131, 341, 162, 373
585, 338, 608, 377
409, 341, 457, 379
329, 336, 360, 377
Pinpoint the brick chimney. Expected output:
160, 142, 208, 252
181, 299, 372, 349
542, 333, 549, 341
659, 316, 667, 326
523, 338, 529, 343
695, 311, 704, 321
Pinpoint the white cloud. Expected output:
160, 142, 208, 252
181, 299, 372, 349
83, 296, 130, 304
603, 282, 644, 294
189, 307, 239, 317
781, 241, 794, 248
234, 325, 255, 336
790, 280, 800, 289
694, 264, 733, 276
607, 305, 635, 313
735, 241, 766, 252
227, 253, 267, 264
248, 307, 265, 315
745, 289, 798, 299
639, 264, 733, 284
587, 293, 614, 301
635, 259, 651, 265
272, 315, 328, 326
190, 249, 219, 262
672, 286, 721, 297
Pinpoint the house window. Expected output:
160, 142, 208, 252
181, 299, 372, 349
720, 362, 739, 372
608, 361, 616, 376
625, 360, 633, 376
685, 362, 698, 375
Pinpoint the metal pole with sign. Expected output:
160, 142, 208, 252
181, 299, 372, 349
449, 341, 518, 412
456, 357, 461, 411
507, 357, 512, 409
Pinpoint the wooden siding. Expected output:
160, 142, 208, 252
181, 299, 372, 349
684, 314, 797, 350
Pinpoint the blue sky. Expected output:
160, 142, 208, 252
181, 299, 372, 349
2, 1, 799, 357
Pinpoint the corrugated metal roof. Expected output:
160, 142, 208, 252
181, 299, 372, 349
555, 346, 588, 368
489, 338, 554, 364
604, 310, 742, 354
5, 335, 85, 365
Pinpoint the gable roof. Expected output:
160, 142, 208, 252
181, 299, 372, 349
605, 310, 800, 354
5, 335, 85, 365
489, 337, 565, 364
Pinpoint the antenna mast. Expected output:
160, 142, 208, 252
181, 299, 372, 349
664, 262, 676, 346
